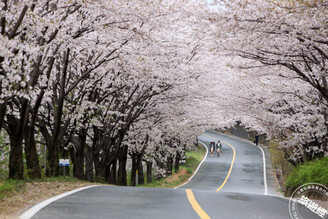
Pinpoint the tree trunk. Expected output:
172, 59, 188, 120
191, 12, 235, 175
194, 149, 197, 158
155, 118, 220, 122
24, 84, 46, 179
75, 135, 86, 180
146, 161, 152, 184
92, 127, 102, 180
8, 134, 24, 179
24, 125, 41, 179
130, 153, 137, 186
38, 120, 60, 177
175, 153, 180, 173
47, 143, 59, 176
69, 145, 84, 179
85, 145, 93, 182
155, 158, 165, 180
103, 138, 116, 184
137, 153, 144, 185
7, 99, 28, 179
117, 145, 127, 186
105, 157, 117, 184
110, 159, 117, 184
166, 156, 173, 176
94, 152, 102, 180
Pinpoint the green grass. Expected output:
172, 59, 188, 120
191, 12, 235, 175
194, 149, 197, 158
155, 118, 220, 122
138, 144, 206, 188
285, 157, 328, 189
0, 179, 26, 201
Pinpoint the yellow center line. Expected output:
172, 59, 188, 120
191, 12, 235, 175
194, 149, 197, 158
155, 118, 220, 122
202, 134, 236, 192
186, 189, 210, 219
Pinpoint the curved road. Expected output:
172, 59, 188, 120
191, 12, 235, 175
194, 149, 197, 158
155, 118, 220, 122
21, 131, 321, 219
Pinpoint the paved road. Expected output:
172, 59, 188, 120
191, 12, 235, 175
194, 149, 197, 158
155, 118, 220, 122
181, 131, 264, 194
21, 131, 321, 219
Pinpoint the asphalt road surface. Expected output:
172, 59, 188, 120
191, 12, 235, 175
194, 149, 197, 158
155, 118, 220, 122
21, 131, 322, 219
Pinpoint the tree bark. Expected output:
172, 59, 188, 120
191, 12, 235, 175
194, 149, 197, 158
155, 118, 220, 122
110, 158, 117, 184
137, 153, 144, 185
175, 152, 180, 173
146, 161, 152, 184
7, 99, 28, 179
24, 124, 41, 179
166, 156, 173, 176
47, 143, 59, 176
117, 145, 127, 186
24, 87, 46, 179
92, 127, 102, 180
155, 157, 165, 180
8, 132, 24, 179
85, 145, 93, 182
71, 130, 86, 180
130, 153, 137, 186
94, 152, 102, 180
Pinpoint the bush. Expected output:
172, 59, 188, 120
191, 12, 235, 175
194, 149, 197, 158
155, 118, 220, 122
285, 157, 328, 191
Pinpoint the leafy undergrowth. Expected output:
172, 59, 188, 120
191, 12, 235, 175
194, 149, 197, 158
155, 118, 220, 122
285, 157, 328, 194
139, 144, 206, 188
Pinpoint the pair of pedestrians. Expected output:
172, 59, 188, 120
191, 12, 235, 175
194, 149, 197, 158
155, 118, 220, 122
209, 140, 222, 157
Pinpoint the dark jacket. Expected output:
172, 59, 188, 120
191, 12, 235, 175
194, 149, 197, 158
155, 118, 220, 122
255, 135, 259, 145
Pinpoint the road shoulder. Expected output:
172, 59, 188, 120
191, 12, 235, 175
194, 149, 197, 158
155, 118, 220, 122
0, 180, 100, 219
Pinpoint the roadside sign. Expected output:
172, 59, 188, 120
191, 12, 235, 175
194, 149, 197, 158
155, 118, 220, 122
59, 159, 69, 177
59, 159, 69, 166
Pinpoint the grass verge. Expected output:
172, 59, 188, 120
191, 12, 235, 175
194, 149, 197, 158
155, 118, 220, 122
267, 140, 295, 192
0, 180, 26, 202
0, 177, 100, 218
138, 144, 206, 188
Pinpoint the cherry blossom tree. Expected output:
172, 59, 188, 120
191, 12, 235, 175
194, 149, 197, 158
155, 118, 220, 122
207, 0, 328, 164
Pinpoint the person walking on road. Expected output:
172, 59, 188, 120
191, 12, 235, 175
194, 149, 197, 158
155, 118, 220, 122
254, 133, 259, 146
209, 141, 215, 157
216, 140, 222, 157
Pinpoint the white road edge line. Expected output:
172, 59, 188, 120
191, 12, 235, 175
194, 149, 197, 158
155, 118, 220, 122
257, 145, 268, 195
174, 141, 208, 189
208, 130, 268, 196
20, 185, 100, 219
